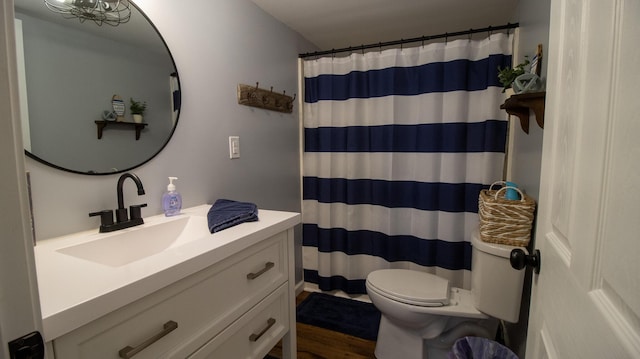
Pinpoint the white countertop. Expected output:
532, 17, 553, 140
34, 204, 300, 341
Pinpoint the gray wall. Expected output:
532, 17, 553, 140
511, 0, 549, 202
505, 0, 550, 357
25, 0, 317, 283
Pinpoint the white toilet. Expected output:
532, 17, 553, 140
365, 229, 526, 359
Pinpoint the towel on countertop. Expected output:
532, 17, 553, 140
207, 199, 258, 233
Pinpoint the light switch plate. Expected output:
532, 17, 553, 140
229, 136, 240, 159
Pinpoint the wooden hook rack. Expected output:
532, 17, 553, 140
237, 83, 295, 113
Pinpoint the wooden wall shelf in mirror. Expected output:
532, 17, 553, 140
95, 120, 148, 140
500, 91, 545, 134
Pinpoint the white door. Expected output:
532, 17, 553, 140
526, 0, 640, 357
0, 0, 45, 357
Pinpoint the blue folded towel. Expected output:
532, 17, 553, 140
207, 199, 259, 233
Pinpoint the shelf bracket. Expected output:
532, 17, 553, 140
500, 92, 545, 134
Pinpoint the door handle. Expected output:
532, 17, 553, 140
510, 249, 541, 274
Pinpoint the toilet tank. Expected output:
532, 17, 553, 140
470, 230, 526, 323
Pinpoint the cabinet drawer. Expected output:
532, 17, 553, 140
54, 232, 287, 359
188, 283, 289, 359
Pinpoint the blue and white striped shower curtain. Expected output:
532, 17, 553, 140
302, 33, 512, 294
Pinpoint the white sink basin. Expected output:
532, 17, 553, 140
57, 215, 210, 267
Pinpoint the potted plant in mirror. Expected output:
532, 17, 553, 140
498, 57, 530, 95
130, 98, 147, 123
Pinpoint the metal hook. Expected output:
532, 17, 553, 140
255, 82, 259, 90
422, 36, 425, 48
400, 40, 403, 51
488, 26, 492, 39
361, 45, 365, 55
445, 33, 448, 43
468, 29, 473, 42
286, 94, 297, 111
379, 42, 382, 53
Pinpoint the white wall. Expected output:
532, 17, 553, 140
25, 0, 317, 282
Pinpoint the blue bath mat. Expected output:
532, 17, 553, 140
296, 292, 381, 341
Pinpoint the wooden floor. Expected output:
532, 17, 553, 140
267, 291, 377, 359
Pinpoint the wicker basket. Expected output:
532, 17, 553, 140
478, 182, 536, 247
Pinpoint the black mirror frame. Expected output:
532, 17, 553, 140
23, 0, 181, 176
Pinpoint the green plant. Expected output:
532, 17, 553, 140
129, 98, 147, 115
498, 58, 530, 92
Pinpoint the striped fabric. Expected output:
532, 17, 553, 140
302, 33, 512, 293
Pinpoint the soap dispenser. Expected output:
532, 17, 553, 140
162, 177, 182, 216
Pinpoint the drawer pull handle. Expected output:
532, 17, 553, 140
246, 261, 275, 280
249, 318, 276, 342
118, 320, 178, 358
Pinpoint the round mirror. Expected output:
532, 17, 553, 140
15, 0, 180, 175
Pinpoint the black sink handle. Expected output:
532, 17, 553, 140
89, 210, 114, 227
129, 203, 148, 220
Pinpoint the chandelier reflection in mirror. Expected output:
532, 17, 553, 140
43, 0, 131, 26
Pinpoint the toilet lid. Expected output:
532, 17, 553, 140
367, 269, 450, 307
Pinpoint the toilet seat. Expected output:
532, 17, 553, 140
366, 269, 450, 307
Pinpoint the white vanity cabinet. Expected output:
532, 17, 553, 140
36, 207, 299, 359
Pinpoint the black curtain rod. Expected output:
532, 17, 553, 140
299, 23, 519, 59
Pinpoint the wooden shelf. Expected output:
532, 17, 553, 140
95, 120, 148, 140
500, 91, 546, 134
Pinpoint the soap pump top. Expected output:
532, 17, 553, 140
167, 176, 178, 191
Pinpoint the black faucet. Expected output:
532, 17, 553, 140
89, 172, 147, 233
116, 173, 146, 223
